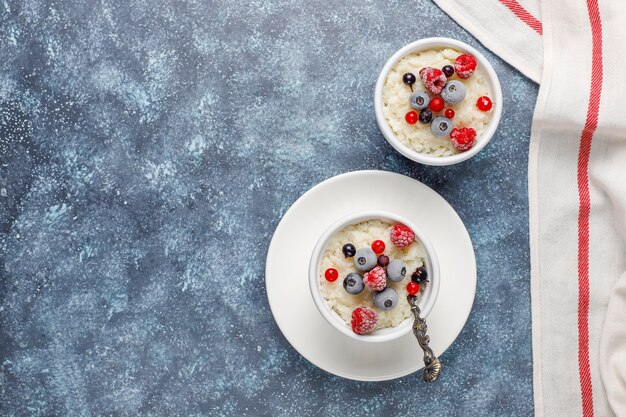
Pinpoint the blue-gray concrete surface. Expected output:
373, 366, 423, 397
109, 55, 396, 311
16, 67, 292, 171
0, 0, 538, 415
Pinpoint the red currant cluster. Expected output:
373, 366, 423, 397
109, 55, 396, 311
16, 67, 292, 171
402, 54, 493, 152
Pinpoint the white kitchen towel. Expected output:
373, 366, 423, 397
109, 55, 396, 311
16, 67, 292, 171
432, 0, 626, 416
601, 271, 626, 415
434, 0, 543, 83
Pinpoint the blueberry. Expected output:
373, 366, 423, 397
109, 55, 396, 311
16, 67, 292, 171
402, 72, 416, 86
442, 65, 455, 77
419, 108, 433, 124
431, 116, 454, 136
377, 254, 390, 267
374, 288, 399, 311
343, 272, 365, 295
342, 243, 356, 258
354, 247, 377, 272
409, 90, 430, 110
411, 266, 428, 283
387, 260, 406, 282
441, 80, 466, 104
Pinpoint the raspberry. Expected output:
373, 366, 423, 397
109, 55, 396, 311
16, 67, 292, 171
454, 54, 477, 79
419, 67, 447, 95
390, 224, 415, 248
363, 266, 387, 291
351, 307, 378, 335
450, 127, 477, 151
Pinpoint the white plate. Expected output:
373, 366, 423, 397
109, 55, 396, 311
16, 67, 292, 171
265, 170, 476, 381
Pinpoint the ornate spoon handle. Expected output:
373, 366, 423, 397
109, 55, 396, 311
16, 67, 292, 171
408, 294, 442, 382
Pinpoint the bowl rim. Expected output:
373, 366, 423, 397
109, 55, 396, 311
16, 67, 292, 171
308, 210, 440, 343
374, 37, 503, 166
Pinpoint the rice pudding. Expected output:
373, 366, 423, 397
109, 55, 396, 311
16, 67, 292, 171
319, 219, 430, 335
382, 48, 493, 156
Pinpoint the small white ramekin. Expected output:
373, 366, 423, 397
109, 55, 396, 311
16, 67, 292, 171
374, 37, 503, 166
308, 211, 440, 343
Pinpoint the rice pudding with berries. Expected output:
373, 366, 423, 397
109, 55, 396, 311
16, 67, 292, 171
382, 48, 494, 156
319, 220, 430, 335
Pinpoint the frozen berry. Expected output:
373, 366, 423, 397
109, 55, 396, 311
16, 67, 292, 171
407, 281, 420, 295
477, 96, 493, 111
405, 111, 418, 125
429, 97, 445, 112
351, 307, 378, 335
419, 108, 433, 124
450, 127, 477, 151
387, 260, 407, 282
411, 266, 428, 283
354, 247, 377, 272
442, 64, 454, 77
342, 243, 356, 258
402, 72, 416, 87
419, 67, 447, 95
374, 288, 399, 311
445, 108, 455, 119
363, 266, 387, 291
343, 272, 365, 295
431, 116, 454, 137
409, 90, 430, 110
371, 240, 385, 254
441, 80, 466, 104
325, 268, 338, 282
390, 224, 415, 248
377, 254, 390, 267
455, 54, 477, 79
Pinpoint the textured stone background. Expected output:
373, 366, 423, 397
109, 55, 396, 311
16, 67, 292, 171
0, 0, 537, 416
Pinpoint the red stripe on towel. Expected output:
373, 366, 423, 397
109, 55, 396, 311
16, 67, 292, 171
577, 1, 603, 416
498, 0, 543, 35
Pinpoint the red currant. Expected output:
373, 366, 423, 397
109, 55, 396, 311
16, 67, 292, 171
476, 96, 493, 111
371, 240, 386, 255
429, 97, 444, 112
405, 111, 418, 125
325, 268, 338, 282
444, 108, 455, 119
407, 281, 420, 295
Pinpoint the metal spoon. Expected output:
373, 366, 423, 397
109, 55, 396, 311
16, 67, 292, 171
408, 294, 442, 382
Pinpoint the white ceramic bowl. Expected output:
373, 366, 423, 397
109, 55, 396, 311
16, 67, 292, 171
308, 210, 440, 343
374, 37, 503, 166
